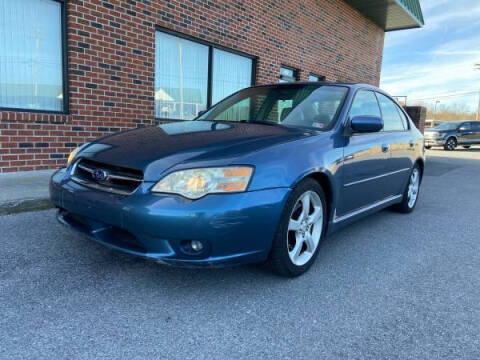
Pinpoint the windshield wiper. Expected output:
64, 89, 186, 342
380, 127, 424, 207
239, 120, 279, 126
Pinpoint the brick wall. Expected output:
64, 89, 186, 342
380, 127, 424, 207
0, 0, 384, 172
405, 106, 427, 134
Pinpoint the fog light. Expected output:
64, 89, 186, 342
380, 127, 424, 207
190, 240, 204, 252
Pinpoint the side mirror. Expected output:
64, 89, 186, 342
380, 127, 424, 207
197, 110, 207, 117
350, 116, 383, 133
458, 126, 467, 132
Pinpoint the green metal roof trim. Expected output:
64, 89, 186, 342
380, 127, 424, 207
346, 0, 424, 31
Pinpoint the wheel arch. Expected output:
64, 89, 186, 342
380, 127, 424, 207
446, 135, 458, 142
414, 157, 425, 184
301, 171, 335, 225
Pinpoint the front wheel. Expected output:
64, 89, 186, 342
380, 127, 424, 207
444, 137, 457, 151
268, 178, 327, 277
392, 164, 422, 213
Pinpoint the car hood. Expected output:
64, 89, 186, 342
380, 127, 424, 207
79, 121, 313, 181
424, 129, 448, 135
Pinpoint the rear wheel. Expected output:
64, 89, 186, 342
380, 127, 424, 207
392, 163, 421, 213
425, 145, 432, 149
444, 137, 457, 151
463, 145, 471, 149
268, 178, 327, 277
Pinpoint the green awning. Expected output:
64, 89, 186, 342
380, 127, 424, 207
345, 0, 424, 31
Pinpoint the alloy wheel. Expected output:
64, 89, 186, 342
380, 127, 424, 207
407, 168, 420, 208
446, 138, 456, 150
287, 191, 323, 266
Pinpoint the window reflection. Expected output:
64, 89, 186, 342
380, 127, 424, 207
0, 0, 64, 111
155, 32, 209, 120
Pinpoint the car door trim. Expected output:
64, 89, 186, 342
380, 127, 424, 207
343, 168, 410, 188
333, 194, 403, 223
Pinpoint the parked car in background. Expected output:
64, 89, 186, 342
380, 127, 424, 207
50, 83, 425, 277
424, 121, 480, 150
424, 119, 443, 129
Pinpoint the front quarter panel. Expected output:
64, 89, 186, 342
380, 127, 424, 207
237, 131, 344, 213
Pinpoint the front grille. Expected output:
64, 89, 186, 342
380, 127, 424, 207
72, 158, 143, 195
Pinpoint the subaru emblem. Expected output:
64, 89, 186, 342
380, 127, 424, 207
92, 168, 109, 181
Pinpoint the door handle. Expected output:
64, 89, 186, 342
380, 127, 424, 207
381, 144, 389, 152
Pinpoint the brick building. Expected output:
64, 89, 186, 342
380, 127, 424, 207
0, 0, 423, 172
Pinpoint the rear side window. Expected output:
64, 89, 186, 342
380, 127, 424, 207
396, 106, 409, 130
349, 90, 381, 118
377, 93, 405, 131
472, 123, 480, 131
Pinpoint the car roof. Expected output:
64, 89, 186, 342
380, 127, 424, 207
247, 82, 391, 100
250, 81, 380, 91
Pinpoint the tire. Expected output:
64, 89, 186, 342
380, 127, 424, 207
425, 145, 432, 149
444, 137, 457, 151
392, 163, 422, 213
463, 145, 471, 149
268, 178, 327, 277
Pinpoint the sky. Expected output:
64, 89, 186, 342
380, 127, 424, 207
380, 0, 480, 111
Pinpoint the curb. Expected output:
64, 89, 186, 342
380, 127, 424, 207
0, 198, 54, 216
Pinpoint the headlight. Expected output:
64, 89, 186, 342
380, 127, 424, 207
151, 166, 254, 199
67, 143, 90, 167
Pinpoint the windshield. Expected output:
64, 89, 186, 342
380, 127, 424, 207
196, 85, 348, 130
434, 122, 459, 130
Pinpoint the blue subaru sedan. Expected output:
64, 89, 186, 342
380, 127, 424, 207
50, 83, 424, 276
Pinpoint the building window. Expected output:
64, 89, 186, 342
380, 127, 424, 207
212, 49, 253, 106
155, 30, 255, 120
0, 0, 66, 112
155, 32, 209, 120
308, 73, 326, 82
279, 66, 298, 83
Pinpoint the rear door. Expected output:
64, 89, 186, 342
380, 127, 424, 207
457, 122, 473, 145
376, 93, 413, 196
473, 122, 480, 143
337, 90, 390, 216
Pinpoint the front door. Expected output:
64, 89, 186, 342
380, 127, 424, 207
337, 90, 390, 217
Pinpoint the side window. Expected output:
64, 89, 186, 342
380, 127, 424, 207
377, 93, 405, 131
459, 122, 471, 131
472, 123, 480, 131
396, 106, 409, 130
349, 90, 381, 119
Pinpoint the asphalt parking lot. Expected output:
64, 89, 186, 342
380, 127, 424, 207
1, 149, 480, 359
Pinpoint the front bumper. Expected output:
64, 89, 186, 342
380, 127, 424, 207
424, 138, 445, 146
50, 168, 290, 267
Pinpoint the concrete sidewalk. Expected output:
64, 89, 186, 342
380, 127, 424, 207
0, 170, 55, 215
